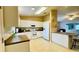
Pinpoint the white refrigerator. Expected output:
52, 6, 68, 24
43, 21, 50, 40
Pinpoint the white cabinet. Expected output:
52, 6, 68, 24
52, 33, 69, 48
16, 31, 43, 39
43, 21, 50, 40
36, 31, 43, 38
20, 20, 43, 27
6, 42, 29, 52
31, 31, 43, 39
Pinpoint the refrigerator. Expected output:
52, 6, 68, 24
43, 21, 50, 40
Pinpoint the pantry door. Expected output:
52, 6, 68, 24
0, 7, 5, 52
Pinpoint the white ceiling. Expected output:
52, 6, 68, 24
18, 6, 63, 16
58, 6, 79, 21
18, 6, 79, 20
18, 6, 45, 16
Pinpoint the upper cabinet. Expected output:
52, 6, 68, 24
3, 6, 18, 32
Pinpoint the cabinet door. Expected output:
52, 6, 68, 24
0, 8, 5, 52
43, 21, 50, 40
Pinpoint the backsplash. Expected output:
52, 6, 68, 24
15, 27, 43, 33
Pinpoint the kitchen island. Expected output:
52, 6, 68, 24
5, 34, 30, 52
52, 32, 76, 49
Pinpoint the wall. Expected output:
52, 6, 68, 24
57, 9, 79, 33
0, 8, 4, 35
19, 16, 44, 27
20, 16, 44, 22
20, 20, 43, 27
59, 18, 79, 32
0, 7, 5, 52
3, 6, 18, 32
50, 10, 58, 32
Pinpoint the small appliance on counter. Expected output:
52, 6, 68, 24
15, 27, 24, 33
58, 29, 66, 32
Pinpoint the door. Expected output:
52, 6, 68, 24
43, 21, 50, 40
0, 7, 5, 52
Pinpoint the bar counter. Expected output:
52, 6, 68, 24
52, 32, 76, 48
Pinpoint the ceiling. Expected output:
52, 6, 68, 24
18, 6, 45, 16
57, 6, 79, 21
18, 6, 79, 19
18, 6, 59, 16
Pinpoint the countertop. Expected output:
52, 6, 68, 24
53, 32, 76, 35
15, 27, 43, 33
5, 35, 30, 46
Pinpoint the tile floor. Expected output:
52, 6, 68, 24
30, 38, 79, 52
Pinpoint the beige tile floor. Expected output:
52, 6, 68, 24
30, 38, 79, 52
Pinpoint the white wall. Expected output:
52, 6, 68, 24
19, 20, 43, 27
59, 18, 79, 33
58, 9, 79, 33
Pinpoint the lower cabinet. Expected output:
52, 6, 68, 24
5, 42, 30, 52
52, 33, 69, 48
16, 31, 43, 39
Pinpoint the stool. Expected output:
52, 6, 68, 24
71, 39, 79, 49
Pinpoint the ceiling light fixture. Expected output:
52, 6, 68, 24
64, 15, 74, 20
31, 8, 35, 10
64, 12, 79, 20
69, 17, 74, 20
35, 7, 47, 14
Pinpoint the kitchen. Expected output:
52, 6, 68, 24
0, 6, 51, 52
0, 6, 79, 52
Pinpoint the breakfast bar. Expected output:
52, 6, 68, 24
52, 32, 76, 49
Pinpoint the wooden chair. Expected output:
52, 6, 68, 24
71, 35, 79, 49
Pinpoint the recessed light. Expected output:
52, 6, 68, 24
31, 8, 35, 10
